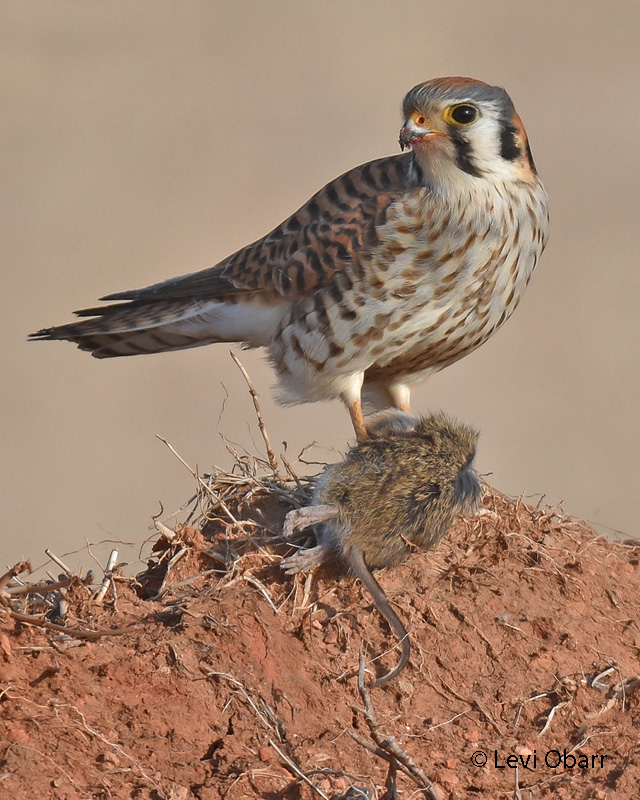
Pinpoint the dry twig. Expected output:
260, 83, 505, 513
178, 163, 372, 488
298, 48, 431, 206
93, 548, 119, 603
44, 549, 73, 577
350, 653, 443, 800
0, 561, 32, 599
267, 738, 331, 800
230, 350, 279, 474
4, 608, 142, 640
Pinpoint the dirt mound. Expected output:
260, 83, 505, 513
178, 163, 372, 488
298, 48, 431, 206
2, 459, 639, 799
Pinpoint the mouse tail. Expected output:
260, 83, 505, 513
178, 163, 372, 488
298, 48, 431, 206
348, 548, 410, 687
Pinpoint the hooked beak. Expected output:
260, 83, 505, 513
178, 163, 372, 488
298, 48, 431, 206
398, 121, 445, 151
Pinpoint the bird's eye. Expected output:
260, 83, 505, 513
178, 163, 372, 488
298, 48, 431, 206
443, 104, 479, 127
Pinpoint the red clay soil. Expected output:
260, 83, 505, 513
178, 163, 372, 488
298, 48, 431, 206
1, 484, 639, 799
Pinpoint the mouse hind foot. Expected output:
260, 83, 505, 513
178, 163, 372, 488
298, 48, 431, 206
281, 543, 334, 574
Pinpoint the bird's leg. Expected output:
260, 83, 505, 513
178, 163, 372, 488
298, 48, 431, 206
348, 397, 368, 439
341, 373, 367, 438
386, 383, 411, 413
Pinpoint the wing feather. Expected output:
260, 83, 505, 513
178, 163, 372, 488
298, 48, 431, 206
100, 153, 416, 305
29, 153, 418, 357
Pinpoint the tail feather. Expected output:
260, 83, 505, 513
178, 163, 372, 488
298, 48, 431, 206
29, 297, 284, 358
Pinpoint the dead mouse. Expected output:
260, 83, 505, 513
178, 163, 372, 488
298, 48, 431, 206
282, 410, 481, 687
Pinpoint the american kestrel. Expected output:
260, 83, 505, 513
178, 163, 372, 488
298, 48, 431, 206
31, 77, 549, 438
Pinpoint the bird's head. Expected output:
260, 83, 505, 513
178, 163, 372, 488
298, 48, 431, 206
399, 77, 539, 186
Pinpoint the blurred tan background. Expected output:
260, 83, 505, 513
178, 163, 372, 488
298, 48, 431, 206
3, 1, 639, 574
